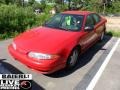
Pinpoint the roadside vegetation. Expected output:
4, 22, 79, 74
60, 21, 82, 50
0, 0, 120, 39
106, 30, 120, 37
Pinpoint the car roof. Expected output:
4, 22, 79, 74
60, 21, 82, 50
62, 11, 92, 16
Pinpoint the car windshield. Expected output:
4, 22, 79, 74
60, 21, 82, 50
44, 14, 84, 31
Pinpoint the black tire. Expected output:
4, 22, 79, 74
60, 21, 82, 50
66, 48, 79, 69
100, 25, 106, 42
100, 31, 105, 42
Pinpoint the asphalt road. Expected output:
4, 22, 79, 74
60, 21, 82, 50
0, 35, 120, 90
94, 39, 120, 90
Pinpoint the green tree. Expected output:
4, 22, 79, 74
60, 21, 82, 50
0, 0, 5, 4
0, 0, 15, 5
28, 0, 35, 6
14, 0, 23, 6
40, 0, 46, 10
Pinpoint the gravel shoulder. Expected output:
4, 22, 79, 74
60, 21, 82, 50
105, 16, 120, 31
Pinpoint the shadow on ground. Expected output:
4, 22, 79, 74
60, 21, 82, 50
47, 35, 112, 78
0, 59, 45, 90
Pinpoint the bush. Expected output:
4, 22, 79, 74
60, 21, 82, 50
0, 4, 52, 39
106, 1, 120, 14
0, 4, 36, 35
35, 13, 51, 26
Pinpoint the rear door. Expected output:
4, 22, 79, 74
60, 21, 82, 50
80, 14, 97, 51
92, 13, 105, 38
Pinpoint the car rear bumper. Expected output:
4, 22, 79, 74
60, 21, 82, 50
8, 45, 66, 74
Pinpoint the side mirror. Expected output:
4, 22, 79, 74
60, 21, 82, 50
84, 25, 94, 31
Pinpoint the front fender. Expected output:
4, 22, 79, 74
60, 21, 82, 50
59, 38, 80, 63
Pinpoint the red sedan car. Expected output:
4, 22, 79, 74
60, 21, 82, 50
8, 11, 107, 74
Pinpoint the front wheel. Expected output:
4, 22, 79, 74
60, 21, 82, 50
66, 48, 79, 69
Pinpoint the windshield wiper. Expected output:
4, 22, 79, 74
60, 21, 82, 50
58, 27, 69, 31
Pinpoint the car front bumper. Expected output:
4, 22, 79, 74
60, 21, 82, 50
8, 45, 66, 74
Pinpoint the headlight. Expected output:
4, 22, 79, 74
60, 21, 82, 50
28, 52, 59, 60
12, 42, 16, 50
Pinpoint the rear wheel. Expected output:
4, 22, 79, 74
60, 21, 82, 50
100, 25, 106, 41
66, 48, 79, 68
100, 31, 105, 42
101, 31, 104, 40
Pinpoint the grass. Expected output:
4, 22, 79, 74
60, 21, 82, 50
106, 30, 120, 37
0, 31, 19, 40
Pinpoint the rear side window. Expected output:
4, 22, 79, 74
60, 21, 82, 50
92, 14, 101, 24
85, 15, 94, 26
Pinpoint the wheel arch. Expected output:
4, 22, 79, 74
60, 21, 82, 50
72, 45, 81, 52
67, 44, 81, 59
66, 44, 81, 68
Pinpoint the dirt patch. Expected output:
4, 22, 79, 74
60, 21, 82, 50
105, 16, 120, 31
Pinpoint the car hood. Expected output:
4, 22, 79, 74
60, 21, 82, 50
14, 27, 79, 54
